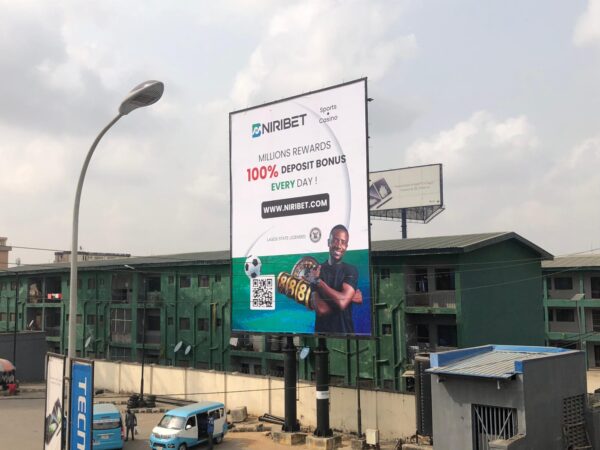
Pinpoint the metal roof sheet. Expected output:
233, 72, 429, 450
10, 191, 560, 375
542, 255, 600, 270
371, 232, 552, 259
427, 345, 576, 379
0, 231, 551, 275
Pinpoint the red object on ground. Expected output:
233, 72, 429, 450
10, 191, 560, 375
7, 383, 17, 395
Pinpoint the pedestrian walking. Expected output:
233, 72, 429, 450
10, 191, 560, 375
207, 413, 215, 450
125, 409, 137, 441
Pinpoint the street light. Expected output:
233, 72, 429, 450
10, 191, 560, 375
67, 80, 164, 361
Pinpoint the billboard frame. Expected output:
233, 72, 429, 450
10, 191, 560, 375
228, 78, 373, 339
369, 163, 444, 223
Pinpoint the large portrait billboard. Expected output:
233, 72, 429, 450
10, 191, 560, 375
230, 79, 372, 337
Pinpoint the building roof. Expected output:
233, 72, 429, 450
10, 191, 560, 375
1, 250, 230, 275
371, 232, 552, 259
0, 231, 551, 275
427, 345, 576, 380
542, 255, 600, 270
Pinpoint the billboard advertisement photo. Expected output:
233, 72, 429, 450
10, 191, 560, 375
44, 353, 65, 450
230, 79, 372, 337
69, 359, 94, 450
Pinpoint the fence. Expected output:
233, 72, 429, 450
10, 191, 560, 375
93, 360, 416, 440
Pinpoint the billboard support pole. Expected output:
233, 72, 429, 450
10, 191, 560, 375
282, 336, 299, 432
401, 209, 407, 239
314, 338, 332, 437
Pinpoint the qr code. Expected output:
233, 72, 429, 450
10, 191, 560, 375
250, 275, 276, 310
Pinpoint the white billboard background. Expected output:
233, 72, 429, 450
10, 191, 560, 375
369, 164, 442, 211
44, 354, 65, 450
231, 79, 369, 259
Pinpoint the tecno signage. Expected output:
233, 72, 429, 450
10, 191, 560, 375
69, 359, 94, 450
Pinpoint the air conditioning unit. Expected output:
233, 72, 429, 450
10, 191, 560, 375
366, 428, 379, 446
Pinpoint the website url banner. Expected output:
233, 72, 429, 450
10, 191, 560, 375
262, 193, 330, 218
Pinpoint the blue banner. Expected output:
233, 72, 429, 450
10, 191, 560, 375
70, 360, 93, 450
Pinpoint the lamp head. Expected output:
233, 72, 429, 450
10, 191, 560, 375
119, 80, 164, 115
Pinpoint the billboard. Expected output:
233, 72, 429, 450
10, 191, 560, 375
369, 164, 443, 222
44, 353, 65, 450
230, 79, 372, 337
69, 359, 94, 450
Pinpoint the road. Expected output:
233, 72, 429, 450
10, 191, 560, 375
0, 391, 304, 450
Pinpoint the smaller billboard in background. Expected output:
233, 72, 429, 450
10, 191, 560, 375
70, 359, 94, 450
44, 353, 65, 450
369, 164, 442, 211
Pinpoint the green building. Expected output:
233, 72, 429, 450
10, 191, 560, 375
543, 255, 600, 368
0, 232, 550, 392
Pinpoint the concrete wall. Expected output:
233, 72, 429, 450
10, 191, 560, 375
431, 373, 526, 450
0, 331, 46, 381
522, 352, 587, 450
93, 360, 416, 440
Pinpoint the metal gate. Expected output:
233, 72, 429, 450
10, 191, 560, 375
472, 404, 517, 450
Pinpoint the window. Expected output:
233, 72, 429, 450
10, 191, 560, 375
168, 317, 174, 326
380, 268, 390, 280
417, 324, 430, 344
382, 323, 392, 335
10, 281, 16, 290
592, 277, 600, 299
179, 317, 190, 330
197, 318, 208, 331
180, 275, 191, 288
554, 277, 573, 290
0, 282, 5, 290
555, 308, 575, 322
415, 269, 428, 292
186, 416, 196, 429
87, 278, 96, 289
147, 316, 161, 331
215, 274, 221, 283
0, 313, 6, 321
435, 268, 455, 291
593, 310, 600, 333
87, 315, 96, 326
99, 278, 105, 286
437, 325, 457, 347
76, 314, 82, 324
110, 309, 132, 335
168, 275, 175, 285
472, 404, 517, 446
9, 313, 15, 322
198, 275, 209, 288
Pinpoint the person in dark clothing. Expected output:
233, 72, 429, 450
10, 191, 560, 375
125, 409, 137, 441
206, 414, 215, 450
307, 224, 362, 334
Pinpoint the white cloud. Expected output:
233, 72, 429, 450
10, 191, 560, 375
231, 0, 414, 107
574, 0, 600, 47
404, 111, 539, 186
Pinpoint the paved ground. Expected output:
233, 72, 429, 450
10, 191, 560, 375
0, 386, 401, 450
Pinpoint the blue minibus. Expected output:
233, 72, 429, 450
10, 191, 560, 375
150, 401, 227, 450
92, 403, 124, 450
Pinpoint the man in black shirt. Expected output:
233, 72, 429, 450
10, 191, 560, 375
308, 224, 362, 334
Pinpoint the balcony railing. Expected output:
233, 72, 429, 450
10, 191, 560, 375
406, 291, 456, 309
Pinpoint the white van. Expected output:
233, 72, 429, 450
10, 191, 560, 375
149, 401, 227, 450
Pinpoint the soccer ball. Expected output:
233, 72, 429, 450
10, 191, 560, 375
244, 255, 262, 278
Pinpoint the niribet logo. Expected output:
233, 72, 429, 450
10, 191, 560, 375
252, 113, 307, 138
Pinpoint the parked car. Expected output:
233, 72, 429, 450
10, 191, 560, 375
150, 401, 227, 450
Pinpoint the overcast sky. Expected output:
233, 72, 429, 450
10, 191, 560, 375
2, 0, 600, 266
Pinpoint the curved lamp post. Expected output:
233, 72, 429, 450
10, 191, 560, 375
67, 80, 164, 360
